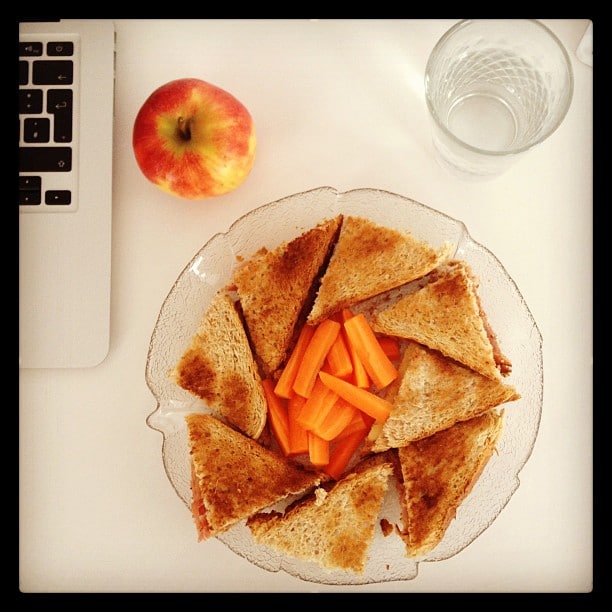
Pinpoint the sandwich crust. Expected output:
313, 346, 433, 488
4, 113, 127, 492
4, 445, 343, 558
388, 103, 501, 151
247, 461, 393, 573
186, 413, 325, 541
396, 410, 504, 557
174, 291, 267, 439
233, 216, 343, 377
369, 340, 520, 452
307, 216, 452, 325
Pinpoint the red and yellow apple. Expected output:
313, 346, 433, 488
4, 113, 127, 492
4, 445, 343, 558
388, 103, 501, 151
132, 78, 256, 200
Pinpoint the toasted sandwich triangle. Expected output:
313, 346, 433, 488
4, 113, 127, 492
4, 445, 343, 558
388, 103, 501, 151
174, 291, 267, 439
369, 340, 520, 452
247, 460, 393, 574
307, 215, 452, 325
186, 413, 325, 541
233, 216, 343, 377
397, 410, 504, 557
371, 260, 510, 380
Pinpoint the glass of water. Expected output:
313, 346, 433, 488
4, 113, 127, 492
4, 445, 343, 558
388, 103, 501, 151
425, 19, 574, 179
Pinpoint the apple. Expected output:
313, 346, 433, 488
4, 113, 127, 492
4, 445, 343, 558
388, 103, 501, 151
132, 78, 256, 200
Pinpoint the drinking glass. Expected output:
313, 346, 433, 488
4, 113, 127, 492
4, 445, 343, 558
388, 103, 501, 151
425, 19, 574, 179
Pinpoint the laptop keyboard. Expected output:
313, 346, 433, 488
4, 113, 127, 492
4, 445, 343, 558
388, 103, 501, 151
19, 34, 79, 212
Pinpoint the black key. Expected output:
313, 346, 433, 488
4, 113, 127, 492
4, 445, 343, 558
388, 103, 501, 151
19, 89, 43, 114
19, 42, 43, 56
45, 190, 72, 205
19, 61, 28, 85
19, 176, 42, 205
19, 147, 72, 172
47, 42, 74, 56
23, 118, 50, 143
19, 176, 41, 189
19, 190, 41, 205
32, 60, 73, 85
47, 89, 73, 142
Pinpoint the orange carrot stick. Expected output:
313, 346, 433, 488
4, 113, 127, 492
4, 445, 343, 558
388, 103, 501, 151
313, 397, 358, 441
293, 319, 341, 398
318, 370, 392, 423
334, 409, 372, 441
287, 393, 309, 456
348, 348, 371, 389
377, 335, 401, 361
274, 324, 316, 399
324, 430, 367, 480
295, 377, 339, 431
324, 331, 353, 379
261, 379, 291, 456
339, 308, 370, 388
308, 431, 330, 467
343, 313, 398, 390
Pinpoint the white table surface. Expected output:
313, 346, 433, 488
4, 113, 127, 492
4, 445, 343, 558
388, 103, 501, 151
19, 19, 593, 593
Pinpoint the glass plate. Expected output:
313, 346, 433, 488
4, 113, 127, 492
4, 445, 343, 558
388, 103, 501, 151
145, 186, 543, 585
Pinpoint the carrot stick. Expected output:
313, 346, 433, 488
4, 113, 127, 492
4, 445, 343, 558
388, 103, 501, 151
287, 393, 309, 456
318, 370, 392, 423
343, 313, 398, 390
324, 430, 367, 480
339, 308, 370, 388
274, 324, 316, 399
313, 397, 358, 441
261, 379, 291, 456
324, 331, 353, 379
308, 431, 330, 466
377, 335, 401, 361
334, 409, 372, 441
294, 377, 339, 431
293, 319, 341, 398
348, 347, 371, 389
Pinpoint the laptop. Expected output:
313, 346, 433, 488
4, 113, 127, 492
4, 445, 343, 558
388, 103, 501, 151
19, 19, 115, 368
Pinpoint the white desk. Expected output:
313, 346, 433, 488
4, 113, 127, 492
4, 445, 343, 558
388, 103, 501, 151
19, 19, 593, 593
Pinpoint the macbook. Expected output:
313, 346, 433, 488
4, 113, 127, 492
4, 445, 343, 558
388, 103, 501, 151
19, 19, 115, 368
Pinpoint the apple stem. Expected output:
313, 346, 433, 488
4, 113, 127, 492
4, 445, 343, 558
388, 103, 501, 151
177, 117, 192, 141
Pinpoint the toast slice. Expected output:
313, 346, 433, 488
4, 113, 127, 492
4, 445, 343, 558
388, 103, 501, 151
307, 215, 452, 325
247, 459, 393, 574
186, 413, 325, 541
396, 410, 504, 557
173, 290, 267, 439
371, 260, 512, 380
368, 340, 520, 452
233, 216, 343, 377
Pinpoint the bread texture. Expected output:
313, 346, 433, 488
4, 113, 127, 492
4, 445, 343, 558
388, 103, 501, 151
247, 460, 393, 574
307, 216, 452, 325
173, 291, 267, 439
233, 216, 342, 377
371, 260, 511, 380
186, 413, 325, 541
368, 340, 520, 452
396, 410, 504, 557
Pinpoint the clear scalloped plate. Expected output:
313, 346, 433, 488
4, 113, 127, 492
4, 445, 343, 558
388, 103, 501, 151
145, 186, 543, 585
